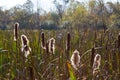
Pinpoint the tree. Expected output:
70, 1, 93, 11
23, 0, 33, 14
53, 0, 70, 25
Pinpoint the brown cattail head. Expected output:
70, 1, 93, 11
93, 54, 101, 75
41, 32, 46, 49
14, 22, 19, 41
70, 50, 80, 70
21, 34, 31, 58
48, 38, 55, 54
21, 34, 29, 47
66, 32, 71, 51
118, 33, 120, 49
94, 54, 101, 62
91, 48, 95, 67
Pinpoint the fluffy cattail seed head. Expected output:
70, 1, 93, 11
93, 54, 101, 75
21, 34, 31, 58
14, 22, 19, 41
48, 38, 55, 54
94, 54, 101, 63
70, 50, 80, 70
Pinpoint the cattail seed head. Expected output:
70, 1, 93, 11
93, 54, 101, 75
48, 38, 55, 54
21, 34, 31, 58
14, 22, 19, 41
24, 45, 31, 58
66, 32, 71, 51
118, 33, 120, 49
21, 34, 29, 47
41, 32, 46, 49
91, 48, 95, 67
94, 54, 101, 62
70, 50, 80, 70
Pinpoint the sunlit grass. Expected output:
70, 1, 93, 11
0, 29, 120, 79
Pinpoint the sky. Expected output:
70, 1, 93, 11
0, 0, 55, 12
0, 0, 118, 12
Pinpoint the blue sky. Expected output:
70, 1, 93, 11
0, 0, 118, 11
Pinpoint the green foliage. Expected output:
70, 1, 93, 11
67, 62, 76, 80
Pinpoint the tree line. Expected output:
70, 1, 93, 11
0, 0, 120, 30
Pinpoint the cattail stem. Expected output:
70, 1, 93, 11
112, 49, 117, 71
29, 66, 34, 80
65, 32, 71, 79
118, 34, 120, 72
14, 22, 19, 78
16, 40, 19, 78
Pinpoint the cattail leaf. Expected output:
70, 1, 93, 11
67, 62, 76, 80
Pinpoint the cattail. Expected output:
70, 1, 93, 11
118, 33, 120, 50
66, 32, 71, 60
41, 32, 46, 49
21, 34, 29, 47
70, 50, 80, 70
93, 54, 101, 75
91, 48, 95, 67
66, 32, 71, 51
46, 41, 49, 54
48, 38, 55, 54
21, 34, 31, 58
14, 22, 19, 41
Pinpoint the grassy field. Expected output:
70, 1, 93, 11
0, 28, 120, 80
